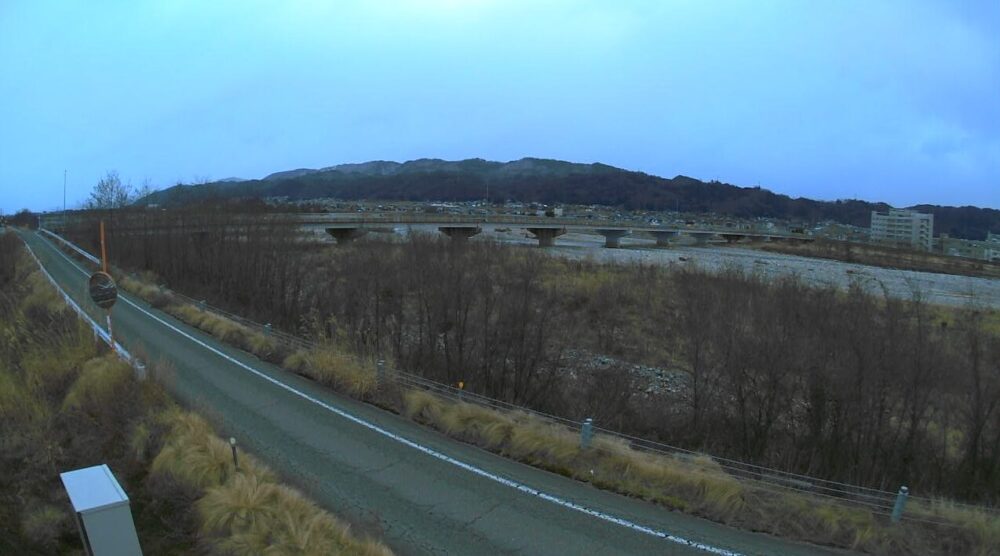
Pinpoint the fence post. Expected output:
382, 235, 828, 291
580, 418, 594, 449
891, 486, 909, 523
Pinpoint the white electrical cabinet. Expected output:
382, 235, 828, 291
60, 464, 143, 556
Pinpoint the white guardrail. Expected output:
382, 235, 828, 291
25, 230, 143, 377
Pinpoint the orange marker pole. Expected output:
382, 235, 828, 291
100, 220, 109, 273
99, 220, 114, 351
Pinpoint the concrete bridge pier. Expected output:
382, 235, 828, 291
438, 226, 481, 242
325, 227, 368, 245
688, 231, 716, 246
526, 227, 566, 247
595, 229, 630, 248
648, 230, 679, 247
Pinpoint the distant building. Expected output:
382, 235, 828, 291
986, 233, 1000, 262
870, 208, 934, 251
939, 234, 987, 260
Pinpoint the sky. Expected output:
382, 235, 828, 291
1, 0, 998, 213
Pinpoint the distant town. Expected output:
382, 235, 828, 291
255, 197, 1000, 263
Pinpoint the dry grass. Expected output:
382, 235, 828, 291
119, 275, 175, 308
21, 271, 63, 313
282, 350, 310, 373
402, 389, 742, 515
198, 474, 392, 556
151, 411, 275, 491
169, 304, 249, 345
907, 500, 1000, 556
152, 411, 392, 555
61, 355, 133, 412
164, 303, 283, 362
247, 332, 279, 360
289, 347, 377, 398
20, 504, 69, 550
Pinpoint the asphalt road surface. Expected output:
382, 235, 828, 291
19, 229, 842, 556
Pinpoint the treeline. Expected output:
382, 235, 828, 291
63, 210, 1000, 503
3, 209, 38, 229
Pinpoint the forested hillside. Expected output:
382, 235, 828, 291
140, 158, 1000, 240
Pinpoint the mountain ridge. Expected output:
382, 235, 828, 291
141, 157, 1000, 240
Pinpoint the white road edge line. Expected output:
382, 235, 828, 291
21, 235, 133, 360
33, 230, 742, 556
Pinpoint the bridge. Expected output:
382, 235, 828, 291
296, 212, 816, 248
37, 211, 816, 248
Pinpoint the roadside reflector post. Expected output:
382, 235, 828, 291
198, 299, 206, 310
376, 360, 386, 388
581, 418, 594, 449
264, 323, 272, 336
230, 437, 239, 471
891, 486, 909, 523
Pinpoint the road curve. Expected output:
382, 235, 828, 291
20, 229, 841, 556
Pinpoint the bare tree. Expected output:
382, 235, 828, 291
133, 178, 157, 203
86, 170, 134, 209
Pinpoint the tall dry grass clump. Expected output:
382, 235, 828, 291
290, 347, 377, 398
163, 303, 281, 361
151, 411, 275, 492
119, 275, 175, 308
151, 411, 392, 555
401, 389, 743, 516
61, 356, 133, 412
198, 474, 392, 556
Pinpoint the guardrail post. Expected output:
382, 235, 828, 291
891, 486, 909, 523
580, 418, 594, 449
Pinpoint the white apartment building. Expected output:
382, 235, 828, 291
870, 208, 934, 251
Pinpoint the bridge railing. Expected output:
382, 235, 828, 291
292, 212, 804, 237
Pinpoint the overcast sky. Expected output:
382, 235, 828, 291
1, 0, 997, 213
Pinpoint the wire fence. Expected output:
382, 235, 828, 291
37, 228, 999, 526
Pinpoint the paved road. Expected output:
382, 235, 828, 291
20, 229, 841, 556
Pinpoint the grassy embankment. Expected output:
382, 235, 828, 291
111, 261, 1000, 555
1, 233, 390, 555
